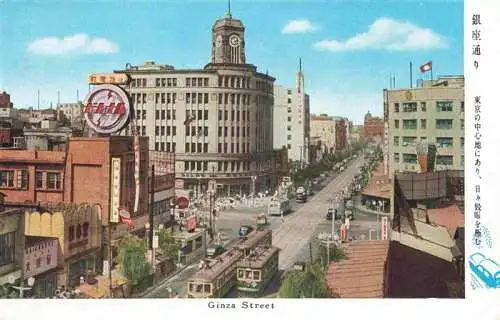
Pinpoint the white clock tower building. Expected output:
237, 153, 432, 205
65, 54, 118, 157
211, 7, 246, 65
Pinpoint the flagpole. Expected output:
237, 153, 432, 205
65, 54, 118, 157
410, 61, 413, 88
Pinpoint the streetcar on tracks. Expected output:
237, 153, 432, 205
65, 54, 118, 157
236, 245, 280, 297
186, 249, 243, 298
234, 228, 273, 257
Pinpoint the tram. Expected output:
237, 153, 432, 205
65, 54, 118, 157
236, 245, 280, 297
186, 249, 243, 298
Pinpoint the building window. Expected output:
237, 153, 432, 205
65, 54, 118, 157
402, 102, 417, 112
436, 119, 453, 129
287, 144, 291, 149
36, 171, 43, 188
420, 102, 426, 112
0, 232, 15, 267
394, 120, 399, 129
47, 172, 61, 190
394, 103, 400, 112
460, 137, 464, 148
394, 153, 400, 163
287, 107, 292, 113
402, 153, 417, 164
287, 117, 292, 122
393, 136, 399, 146
436, 101, 453, 112
436, 137, 453, 148
436, 155, 453, 166
461, 155, 464, 167
287, 135, 292, 140
68, 226, 75, 242
0, 170, 14, 188
461, 101, 464, 113
461, 119, 464, 130
402, 119, 417, 130
287, 98, 292, 104
420, 119, 427, 129
402, 136, 417, 146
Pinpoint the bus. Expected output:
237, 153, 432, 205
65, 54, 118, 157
267, 198, 292, 216
186, 249, 243, 298
236, 246, 280, 297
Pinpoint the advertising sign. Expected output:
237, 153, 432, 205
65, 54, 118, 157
185, 215, 197, 232
88, 73, 129, 85
83, 84, 130, 135
110, 158, 121, 223
381, 216, 388, 240
176, 196, 189, 209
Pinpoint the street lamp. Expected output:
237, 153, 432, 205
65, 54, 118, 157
8, 276, 35, 298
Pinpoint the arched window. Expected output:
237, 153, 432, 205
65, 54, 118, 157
82, 222, 89, 238
76, 224, 82, 239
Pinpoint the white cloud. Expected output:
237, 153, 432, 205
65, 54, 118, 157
308, 88, 383, 124
282, 19, 318, 34
27, 33, 119, 56
313, 17, 447, 52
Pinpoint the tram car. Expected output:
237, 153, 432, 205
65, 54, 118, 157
186, 248, 243, 298
236, 245, 280, 297
234, 228, 273, 257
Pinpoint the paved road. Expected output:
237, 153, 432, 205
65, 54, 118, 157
273, 157, 366, 270
142, 157, 364, 297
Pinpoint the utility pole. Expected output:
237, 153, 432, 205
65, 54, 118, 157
208, 166, 216, 241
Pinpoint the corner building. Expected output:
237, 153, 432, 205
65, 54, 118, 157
385, 76, 464, 178
116, 12, 275, 196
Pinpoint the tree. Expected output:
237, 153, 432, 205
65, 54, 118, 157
158, 228, 181, 262
279, 263, 331, 298
0, 285, 16, 299
117, 234, 152, 284
317, 245, 346, 269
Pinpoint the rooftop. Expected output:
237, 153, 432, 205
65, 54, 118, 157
188, 249, 243, 282
237, 245, 279, 269
361, 163, 391, 199
234, 229, 272, 250
426, 204, 464, 237
326, 240, 390, 298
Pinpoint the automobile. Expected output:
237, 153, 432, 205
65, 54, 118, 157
239, 225, 254, 237
326, 208, 335, 220
344, 209, 354, 220
207, 244, 225, 258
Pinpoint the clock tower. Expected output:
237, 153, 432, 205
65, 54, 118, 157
211, 5, 246, 64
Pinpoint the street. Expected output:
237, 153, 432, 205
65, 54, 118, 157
142, 156, 369, 298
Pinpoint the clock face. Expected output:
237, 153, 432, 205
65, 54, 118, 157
216, 35, 223, 48
229, 35, 240, 48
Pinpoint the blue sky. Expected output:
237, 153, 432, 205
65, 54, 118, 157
0, 0, 463, 123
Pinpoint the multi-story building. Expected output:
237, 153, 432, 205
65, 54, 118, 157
114, 10, 275, 196
385, 76, 464, 178
57, 103, 83, 125
363, 112, 384, 139
310, 114, 336, 155
334, 117, 347, 151
273, 62, 310, 165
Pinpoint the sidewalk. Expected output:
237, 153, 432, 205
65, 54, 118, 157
355, 204, 390, 216
137, 264, 190, 298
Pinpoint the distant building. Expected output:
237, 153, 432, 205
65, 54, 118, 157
23, 121, 78, 151
0, 91, 13, 108
310, 114, 336, 154
16, 108, 60, 125
273, 61, 310, 165
334, 117, 347, 151
385, 76, 464, 177
363, 111, 384, 139
57, 103, 83, 125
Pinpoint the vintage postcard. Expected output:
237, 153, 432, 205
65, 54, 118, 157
0, 0, 499, 318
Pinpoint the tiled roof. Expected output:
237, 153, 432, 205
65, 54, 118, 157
326, 240, 389, 298
427, 204, 464, 237
362, 163, 391, 199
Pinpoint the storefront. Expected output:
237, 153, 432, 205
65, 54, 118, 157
67, 250, 101, 288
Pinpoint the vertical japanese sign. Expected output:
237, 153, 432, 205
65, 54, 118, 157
110, 158, 121, 223
381, 216, 388, 241
466, 0, 500, 294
